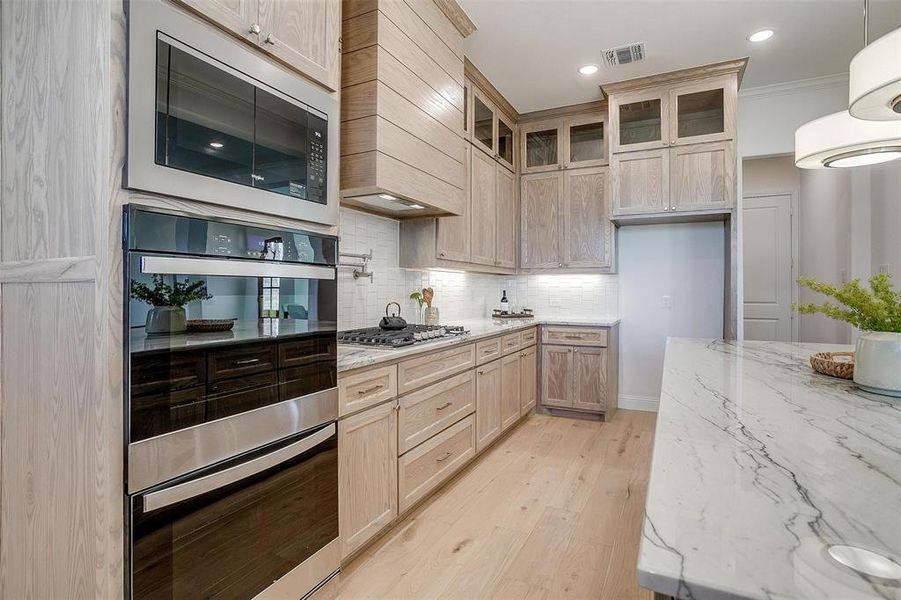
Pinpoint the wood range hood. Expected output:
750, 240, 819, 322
339, 0, 476, 219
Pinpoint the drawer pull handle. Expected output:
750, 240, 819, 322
436, 451, 453, 462
357, 384, 384, 395
234, 358, 261, 366
436, 401, 452, 411
482, 348, 495, 354
564, 335, 584, 340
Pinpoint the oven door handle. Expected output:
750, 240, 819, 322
141, 255, 336, 280
142, 423, 336, 512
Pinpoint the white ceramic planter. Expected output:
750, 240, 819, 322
854, 331, 901, 397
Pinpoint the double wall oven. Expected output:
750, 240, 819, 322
125, 207, 339, 599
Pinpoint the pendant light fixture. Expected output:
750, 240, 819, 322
849, 0, 901, 121
795, 0, 901, 168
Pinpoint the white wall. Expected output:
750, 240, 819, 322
617, 223, 725, 410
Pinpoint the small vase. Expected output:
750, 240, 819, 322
424, 306, 439, 325
854, 331, 901, 397
146, 306, 187, 335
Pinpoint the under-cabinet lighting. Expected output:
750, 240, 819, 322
209, 141, 224, 149
378, 193, 397, 200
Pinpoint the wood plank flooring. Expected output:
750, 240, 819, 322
336, 410, 657, 600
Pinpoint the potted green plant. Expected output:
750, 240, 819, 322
794, 273, 901, 397
131, 274, 212, 335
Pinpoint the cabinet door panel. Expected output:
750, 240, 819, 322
669, 75, 736, 146
495, 164, 516, 268
339, 401, 398, 558
520, 172, 564, 269
476, 360, 501, 451
610, 88, 669, 153
611, 149, 669, 216
520, 345, 537, 415
500, 353, 521, 432
520, 119, 562, 173
436, 144, 471, 262
472, 87, 496, 157
470, 147, 498, 266
564, 114, 607, 168
541, 345, 572, 408
670, 141, 734, 212
172, 0, 259, 42
496, 112, 516, 171
258, 0, 341, 91
572, 347, 607, 412
565, 166, 612, 269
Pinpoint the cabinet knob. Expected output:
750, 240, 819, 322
558, 262, 564, 267
670, 140, 676, 145
264, 33, 275, 45
439, 252, 446, 257
249, 23, 261, 35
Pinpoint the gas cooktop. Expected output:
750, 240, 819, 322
337, 325, 468, 348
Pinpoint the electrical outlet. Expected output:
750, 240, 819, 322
879, 264, 890, 274
661, 295, 672, 309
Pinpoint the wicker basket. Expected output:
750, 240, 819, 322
810, 351, 855, 380
186, 319, 236, 333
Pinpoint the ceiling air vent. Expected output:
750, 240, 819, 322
603, 42, 645, 67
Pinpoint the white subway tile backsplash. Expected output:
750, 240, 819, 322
337, 208, 618, 329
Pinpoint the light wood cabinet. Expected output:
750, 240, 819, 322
564, 114, 607, 169
338, 364, 398, 417
669, 141, 735, 211
609, 87, 669, 153
521, 167, 614, 271
520, 171, 564, 269
500, 353, 521, 432
520, 345, 537, 415
475, 359, 501, 451
339, 400, 398, 558
476, 337, 502, 365
564, 166, 613, 269
470, 147, 498, 266
539, 325, 618, 416
521, 119, 562, 174
435, 144, 472, 262
398, 370, 475, 454
173, 0, 341, 91
610, 148, 670, 216
495, 166, 516, 268
471, 86, 515, 172
668, 75, 736, 147
398, 343, 475, 394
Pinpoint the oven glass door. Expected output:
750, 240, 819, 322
130, 423, 338, 600
155, 35, 327, 205
128, 254, 337, 443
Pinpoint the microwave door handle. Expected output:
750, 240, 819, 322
142, 423, 336, 512
140, 256, 336, 281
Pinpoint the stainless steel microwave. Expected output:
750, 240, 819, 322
125, 0, 339, 226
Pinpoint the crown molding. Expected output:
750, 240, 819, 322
432, 0, 476, 37
464, 58, 518, 120
739, 72, 849, 99
599, 57, 748, 97
518, 99, 608, 124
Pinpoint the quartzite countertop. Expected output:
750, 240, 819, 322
337, 317, 620, 372
639, 338, 901, 600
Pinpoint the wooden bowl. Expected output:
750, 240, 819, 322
810, 351, 854, 380
186, 319, 236, 333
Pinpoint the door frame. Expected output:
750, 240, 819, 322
742, 189, 800, 342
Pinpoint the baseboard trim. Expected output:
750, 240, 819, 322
618, 394, 659, 412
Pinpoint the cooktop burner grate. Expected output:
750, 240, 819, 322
337, 325, 468, 347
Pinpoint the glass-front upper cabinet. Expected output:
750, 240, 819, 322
496, 112, 515, 171
520, 119, 562, 174
668, 76, 736, 146
463, 77, 473, 141
564, 115, 606, 168
611, 88, 669, 153
472, 87, 496, 157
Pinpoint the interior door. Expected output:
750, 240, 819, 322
669, 141, 734, 212
470, 147, 498, 266
743, 193, 795, 341
571, 347, 607, 412
258, 0, 341, 91
495, 164, 516, 268
611, 149, 669, 216
541, 345, 572, 408
520, 171, 564, 269
564, 166, 612, 269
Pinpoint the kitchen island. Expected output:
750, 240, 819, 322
640, 338, 901, 600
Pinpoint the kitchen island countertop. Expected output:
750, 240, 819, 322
337, 316, 619, 372
640, 338, 901, 600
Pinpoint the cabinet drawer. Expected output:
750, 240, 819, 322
398, 344, 475, 394
338, 364, 398, 417
398, 414, 476, 513
542, 326, 608, 347
475, 338, 502, 365
130, 351, 205, 396
501, 332, 521, 355
279, 335, 336, 368
398, 370, 475, 454
520, 327, 537, 346
207, 344, 278, 382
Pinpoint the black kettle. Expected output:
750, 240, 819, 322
379, 301, 408, 330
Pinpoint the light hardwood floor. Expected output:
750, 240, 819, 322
337, 410, 657, 600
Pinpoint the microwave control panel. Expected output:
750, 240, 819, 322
307, 113, 328, 205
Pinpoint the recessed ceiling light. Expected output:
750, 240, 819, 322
209, 142, 224, 148
378, 193, 397, 200
748, 29, 774, 43
578, 64, 599, 75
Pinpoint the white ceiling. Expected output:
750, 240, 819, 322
458, 0, 901, 113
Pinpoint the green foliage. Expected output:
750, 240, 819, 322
131, 274, 212, 308
792, 272, 901, 332
410, 291, 424, 308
